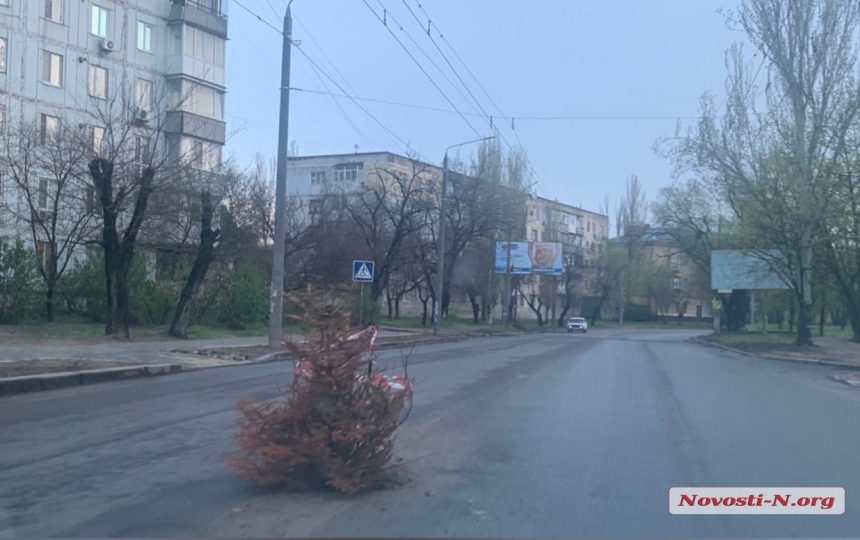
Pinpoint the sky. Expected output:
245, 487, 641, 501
225, 0, 740, 218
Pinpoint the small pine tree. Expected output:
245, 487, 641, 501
229, 285, 409, 494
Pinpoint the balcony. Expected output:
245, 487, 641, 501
170, 0, 228, 38
165, 110, 226, 145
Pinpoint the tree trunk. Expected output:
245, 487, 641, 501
558, 303, 571, 327
468, 290, 479, 324
386, 291, 393, 319
795, 300, 813, 346
169, 192, 220, 339
851, 307, 860, 343
420, 298, 428, 326
45, 282, 55, 322
789, 301, 796, 334
394, 296, 401, 319
819, 301, 826, 338
90, 159, 153, 339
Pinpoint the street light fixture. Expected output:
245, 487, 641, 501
433, 135, 496, 335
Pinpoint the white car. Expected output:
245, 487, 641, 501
567, 317, 588, 333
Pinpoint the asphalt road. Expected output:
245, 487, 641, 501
2, 328, 860, 537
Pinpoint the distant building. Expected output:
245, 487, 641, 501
611, 224, 713, 320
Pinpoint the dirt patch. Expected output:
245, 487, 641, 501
170, 345, 284, 362
0, 359, 133, 378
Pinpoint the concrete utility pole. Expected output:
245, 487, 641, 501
433, 136, 495, 335
619, 268, 625, 326
503, 229, 512, 324
433, 152, 449, 335
268, 3, 293, 348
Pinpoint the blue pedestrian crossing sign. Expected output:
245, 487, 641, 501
352, 260, 375, 282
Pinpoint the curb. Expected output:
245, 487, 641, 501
0, 335, 483, 397
692, 337, 860, 371
829, 373, 860, 387
0, 363, 183, 398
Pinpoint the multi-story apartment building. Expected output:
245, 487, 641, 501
0, 0, 228, 258
515, 196, 610, 321
288, 151, 612, 323
613, 224, 713, 320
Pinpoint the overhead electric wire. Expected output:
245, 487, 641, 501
233, 0, 283, 34
292, 15, 404, 153
235, 0, 428, 159
400, 0, 491, 126
409, 1, 553, 199
360, 0, 483, 138
373, 1, 483, 119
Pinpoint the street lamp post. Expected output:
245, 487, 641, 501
434, 136, 495, 335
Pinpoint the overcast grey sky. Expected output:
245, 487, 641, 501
226, 0, 739, 215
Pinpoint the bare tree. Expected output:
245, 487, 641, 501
341, 156, 430, 303
86, 78, 193, 338
0, 118, 97, 320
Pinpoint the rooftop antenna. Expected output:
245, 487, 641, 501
354, 144, 359, 154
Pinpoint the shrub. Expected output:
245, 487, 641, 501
229, 285, 409, 494
0, 240, 40, 323
63, 248, 106, 322
216, 262, 269, 330
623, 303, 657, 322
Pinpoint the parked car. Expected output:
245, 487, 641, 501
567, 317, 588, 333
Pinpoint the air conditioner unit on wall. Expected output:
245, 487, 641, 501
99, 39, 115, 52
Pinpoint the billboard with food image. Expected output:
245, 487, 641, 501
494, 242, 563, 276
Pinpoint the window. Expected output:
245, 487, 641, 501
135, 79, 152, 111
88, 65, 107, 99
169, 25, 182, 55
672, 278, 682, 290
184, 26, 226, 67
186, 83, 223, 120
45, 0, 62, 22
203, 142, 221, 172
86, 185, 101, 213
0, 37, 6, 72
36, 240, 53, 272
41, 50, 63, 86
334, 167, 359, 182
587, 221, 591, 232
135, 136, 151, 166
91, 5, 108, 37
88, 126, 104, 156
40, 114, 59, 144
531, 229, 538, 241
0, 103, 5, 133
191, 139, 203, 169
311, 171, 326, 185
137, 21, 152, 52
38, 178, 49, 210
309, 198, 323, 214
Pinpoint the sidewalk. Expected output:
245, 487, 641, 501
699, 334, 860, 369
0, 330, 410, 366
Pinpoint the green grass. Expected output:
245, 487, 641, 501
592, 319, 714, 330
748, 323, 855, 340
704, 331, 796, 345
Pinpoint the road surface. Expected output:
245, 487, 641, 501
2, 329, 860, 537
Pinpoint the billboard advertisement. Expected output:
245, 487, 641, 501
711, 250, 789, 290
494, 242, 563, 276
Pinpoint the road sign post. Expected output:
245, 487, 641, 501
352, 260, 375, 326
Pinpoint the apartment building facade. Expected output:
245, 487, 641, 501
614, 225, 713, 320
0, 0, 228, 258
514, 196, 610, 321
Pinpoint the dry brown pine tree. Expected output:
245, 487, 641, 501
229, 285, 408, 494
